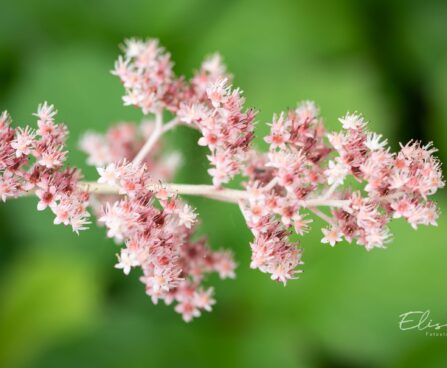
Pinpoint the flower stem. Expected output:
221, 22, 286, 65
76, 181, 350, 207
133, 114, 182, 165
132, 111, 164, 165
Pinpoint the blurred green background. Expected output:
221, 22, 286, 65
1, 0, 446, 367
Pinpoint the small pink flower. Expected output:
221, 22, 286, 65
265, 113, 291, 149
178, 103, 207, 125
193, 288, 216, 312
0, 174, 20, 202
11, 127, 35, 157
97, 163, 120, 186
33, 101, 57, 124
38, 149, 65, 168
206, 78, 228, 108
175, 300, 201, 322
365, 132, 387, 151
36, 186, 58, 211
325, 159, 349, 186
338, 113, 365, 130
391, 198, 413, 219
70, 214, 91, 234
176, 203, 197, 229
37, 120, 57, 137
214, 250, 237, 279
115, 249, 140, 275
321, 227, 343, 247
292, 214, 312, 235
270, 262, 294, 285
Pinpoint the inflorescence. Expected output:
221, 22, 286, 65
0, 38, 444, 321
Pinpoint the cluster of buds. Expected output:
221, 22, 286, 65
0, 38, 444, 322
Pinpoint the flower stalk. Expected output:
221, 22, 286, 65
0, 37, 444, 322
77, 181, 350, 207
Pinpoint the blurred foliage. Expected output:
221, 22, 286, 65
0, 245, 101, 368
0, 0, 446, 367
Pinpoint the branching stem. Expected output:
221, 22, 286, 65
76, 181, 350, 207
132, 111, 163, 165
132, 112, 181, 165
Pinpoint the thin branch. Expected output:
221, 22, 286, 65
322, 182, 340, 200
309, 207, 335, 226
133, 111, 163, 165
76, 181, 351, 207
263, 177, 278, 192
133, 115, 184, 166
162, 118, 180, 133
77, 182, 246, 203
298, 197, 349, 208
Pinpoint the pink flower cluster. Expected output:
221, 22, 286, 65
238, 108, 444, 283
0, 104, 90, 233
178, 77, 256, 186
97, 161, 235, 322
324, 114, 443, 248
113, 39, 256, 186
112, 39, 182, 114
178, 75, 256, 186
80, 120, 181, 181
238, 102, 330, 282
0, 38, 444, 322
